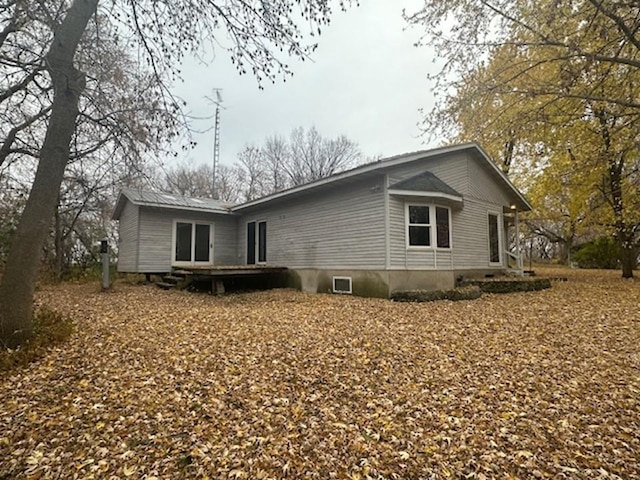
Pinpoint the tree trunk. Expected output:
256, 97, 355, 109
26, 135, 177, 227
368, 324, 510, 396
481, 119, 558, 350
559, 241, 569, 265
0, 0, 98, 349
54, 203, 65, 281
620, 245, 636, 278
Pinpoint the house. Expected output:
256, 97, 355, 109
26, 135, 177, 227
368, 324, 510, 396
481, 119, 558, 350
112, 143, 532, 297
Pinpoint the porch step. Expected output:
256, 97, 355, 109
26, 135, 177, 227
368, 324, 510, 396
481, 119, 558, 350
155, 272, 193, 290
163, 275, 185, 285
172, 270, 192, 276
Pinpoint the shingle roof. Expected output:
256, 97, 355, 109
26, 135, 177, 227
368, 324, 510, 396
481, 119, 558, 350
112, 189, 233, 219
388, 171, 462, 198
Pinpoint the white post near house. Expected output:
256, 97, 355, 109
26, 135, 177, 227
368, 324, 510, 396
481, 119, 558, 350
101, 238, 110, 290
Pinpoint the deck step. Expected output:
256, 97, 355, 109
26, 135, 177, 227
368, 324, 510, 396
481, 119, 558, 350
172, 270, 192, 276
163, 275, 185, 284
156, 272, 193, 290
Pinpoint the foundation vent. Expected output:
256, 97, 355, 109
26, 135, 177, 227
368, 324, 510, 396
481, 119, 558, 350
332, 276, 352, 294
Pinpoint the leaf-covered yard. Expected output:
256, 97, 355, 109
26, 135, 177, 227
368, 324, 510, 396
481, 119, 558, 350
1, 270, 638, 479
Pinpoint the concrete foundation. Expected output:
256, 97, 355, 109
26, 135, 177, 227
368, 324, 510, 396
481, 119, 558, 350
288, 268, 506, 298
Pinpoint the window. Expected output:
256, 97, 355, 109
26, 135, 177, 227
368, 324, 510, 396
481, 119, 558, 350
406, 204, 451, 249
408, 205, 431, 247
173, 221, 212, 265
258, 221, 267, 263
247, 222, 256, 264
194, 224, 211, 262
175, 222, 192, 262
435, 206, 450, 248
247, 220, 267, 264
488, 213, 501, 263
333, 276, 352, 294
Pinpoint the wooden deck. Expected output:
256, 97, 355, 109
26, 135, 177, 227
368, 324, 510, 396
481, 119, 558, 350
157, 265, 289, 292
173, 265, 288, 277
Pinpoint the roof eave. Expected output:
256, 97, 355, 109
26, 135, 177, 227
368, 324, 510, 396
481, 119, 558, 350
111, 190, 234, 220
111, 191, 128, 220
134, 202, 233, 215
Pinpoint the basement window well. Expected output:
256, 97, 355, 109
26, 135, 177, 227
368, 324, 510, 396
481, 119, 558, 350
333, 276, 352, 294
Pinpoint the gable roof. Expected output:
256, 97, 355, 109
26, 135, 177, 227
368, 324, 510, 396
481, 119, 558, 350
112, 143, 532, 220
388, 171, 463, 197
231, 142, 532, 212
112, 188, 232, 220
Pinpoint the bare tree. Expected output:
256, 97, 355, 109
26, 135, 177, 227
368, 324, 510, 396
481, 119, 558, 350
271, 126, 362, 187
159, 126, 363, 206
162, 162, 242, 203
236, 146, 269, 201
0, 3, 184, 284
214, 164, 244, 204
0, 0, 352, 348
262, 135, 289, 193
164, 162, 215, 198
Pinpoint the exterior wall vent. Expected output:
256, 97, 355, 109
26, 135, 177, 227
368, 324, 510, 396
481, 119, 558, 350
333, 276, 352, 294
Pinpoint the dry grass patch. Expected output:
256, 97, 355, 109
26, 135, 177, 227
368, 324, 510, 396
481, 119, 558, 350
0, 269, 638, 479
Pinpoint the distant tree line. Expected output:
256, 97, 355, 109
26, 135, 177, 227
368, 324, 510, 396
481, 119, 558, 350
162, 126, 363, 203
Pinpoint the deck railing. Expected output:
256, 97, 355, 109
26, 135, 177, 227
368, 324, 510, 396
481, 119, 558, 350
505, 250, 523, 274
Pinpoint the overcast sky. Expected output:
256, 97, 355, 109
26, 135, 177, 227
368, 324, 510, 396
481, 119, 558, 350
171, 0, 441, 169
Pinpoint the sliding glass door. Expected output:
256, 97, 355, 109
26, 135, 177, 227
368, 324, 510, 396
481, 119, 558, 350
173, 221, 213, 266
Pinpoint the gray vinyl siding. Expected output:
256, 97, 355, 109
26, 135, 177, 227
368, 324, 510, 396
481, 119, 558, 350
387, 152, 510, 270
389, 196, 506, 270
212, 215, 239, 265
450, 198, 505, 269
116, 201, 139, 272
387, 152, 470, 195
467, 156, 513, 206
237, 177, 386, 269
137, 207, 238, 272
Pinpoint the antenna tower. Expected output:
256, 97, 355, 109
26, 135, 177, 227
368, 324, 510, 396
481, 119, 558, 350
207, 89, 224, 199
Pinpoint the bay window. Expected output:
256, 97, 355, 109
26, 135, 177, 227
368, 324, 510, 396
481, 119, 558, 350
406, 204, 451, 249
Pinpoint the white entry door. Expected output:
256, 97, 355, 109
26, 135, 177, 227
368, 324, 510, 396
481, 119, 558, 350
173, 221, 214, 266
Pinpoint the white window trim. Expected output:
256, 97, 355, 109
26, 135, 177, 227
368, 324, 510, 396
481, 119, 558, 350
171, 219, 214, 267
246, 219, 267, 265
332, 276, 353, 294
405, 203, 452, 251
487, 211, 502, 266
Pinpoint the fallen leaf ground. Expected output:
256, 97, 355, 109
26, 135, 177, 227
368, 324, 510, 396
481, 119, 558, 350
1, 269, 638, 479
